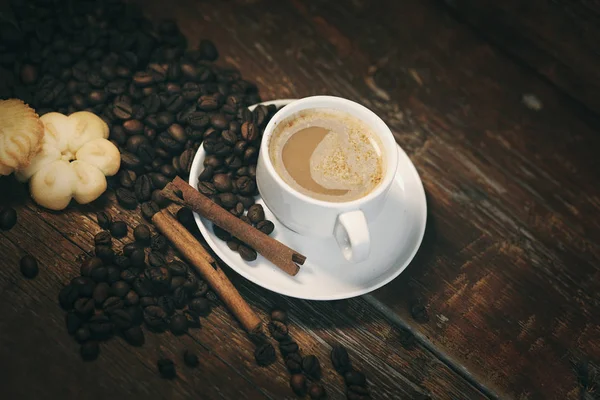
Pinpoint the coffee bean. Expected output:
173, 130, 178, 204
183, 350, 199, 367
302, 355, 322, 379
192, 280, 209, 298
59, 284, 80, 310
88, 314, 113, 339
126, 135, 148, 154
279, 338, 299, 356
72, 277, 95, 298
331, 344, 351, 373
157, 358, 176, 379
230, 203, 244, 217
109, 221, 127, 239
212, 225, 231, 241
75, 327, 91, 344
147, 267, 172, 293
188, 297, 210, 317
238, 245, 257, 262
130, 249, 146, 269
308, 384, 326, 399
268, 321, 288, 341
247, 204, 265, 224
122, 242, 139, 257
96, 212, 112, 230
94, 231, 112, 247
109, 308, 133, 330
169, 313, 188, 335
240, 215, 252, 225
248, 165, 257, 179
211, 174, 231, 193
243, 147, 258, 163
116, 187, 138, 209
119, 170, 137, 189
203, 155, 223, 169
150, 234, 168, 252
167, 261, 188, 277
219, 193, 238, 208
133, 225, 151, 244
19, 255, 39, 279
233, 140, 247, 156
103, 296, 124, 313
95, 246, 114, 264
80, 341, 99, 361
106, 79, 127, 95
176, 207, 195, 229
148, 173, 170, 190
410, 302, 430, 323
172, 286, 188, 309
236, 176, 256, 195
122, 325, 144, 346
270, 309, 288, 323
144, 305, 168, 330
111, 281, 131, 298
238, 195, 255, 209
132, 71, 153, 87
92, 282, 110, 306
120, 269, 138, 285
74, 297, 95, 319
140, 296, 157, 308
65, 310, 83, 335
290, 374, 307, 396
183, 274, 199, 294
113, 254, 131, 270
148, 251, 167, 268
345, 370, 367, 387
133, 175, 152, 203
254, 343, 276, 367
152, 190, 171, 209
197, 181, 216, 197
347, 385, 370, 399
0, 207, 17, 230
256, 220, 275, 235
141, 201, 160, 221
113, 101, 133, 120
285, 353, 303, 373
107, 267, 120, 284
170, 276, 186, 291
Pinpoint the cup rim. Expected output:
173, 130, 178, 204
259, 95, 399, 208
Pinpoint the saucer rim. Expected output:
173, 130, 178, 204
189, 99, 427, 300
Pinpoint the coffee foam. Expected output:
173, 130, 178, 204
269, 109, 384, 202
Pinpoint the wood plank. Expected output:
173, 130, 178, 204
438, 0, 600, 115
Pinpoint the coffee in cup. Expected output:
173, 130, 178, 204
267, 108, 385, 202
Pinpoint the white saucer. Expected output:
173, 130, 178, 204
189, 99, 427, 300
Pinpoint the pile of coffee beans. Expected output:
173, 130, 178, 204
58, 212, 213, 360
266, 308, 327, 399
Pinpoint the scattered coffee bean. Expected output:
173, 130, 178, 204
285, 353, 303, 373
110, 221, 128, 238
331, 344, 352, 373
95, 246, 114, 264
254, 343, 276, 366
19, 255, 39, 278
80, 341, 99, 361
94, 231, 112, 247
183, 350, 199, 367
345, 370, 367, 387
270, 309, 288, 323
116, 188, 138, 209
268, 321, 288, 341
96, 212, 112, 229
227, 239, 240, 251
0, 207, 17, 231
123, 326, 145, 346
157, 358, 176, 379
302, 355, 322, 379
308, 384, 326, 399
279, 338, 299, 356
213, 225, 231, 241
144, 305, 169, 331
290, 374, 307, 396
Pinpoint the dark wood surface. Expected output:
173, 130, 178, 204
1, 0, 599, 399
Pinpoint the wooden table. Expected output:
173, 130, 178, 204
1, 0, 599, 399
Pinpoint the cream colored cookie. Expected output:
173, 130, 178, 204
0, 99, 44, 175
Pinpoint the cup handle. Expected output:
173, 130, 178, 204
334, 210, 370, 263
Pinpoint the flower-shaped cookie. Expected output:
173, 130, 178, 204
0, 99, 44, 175
16, 111, 121, 210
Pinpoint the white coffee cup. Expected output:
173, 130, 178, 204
256, 96, 399, 263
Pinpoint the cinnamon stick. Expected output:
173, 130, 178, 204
163, 176, 304, 276
152, 209, 262, 335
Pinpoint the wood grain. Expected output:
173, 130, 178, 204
439, 0, 600, 115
